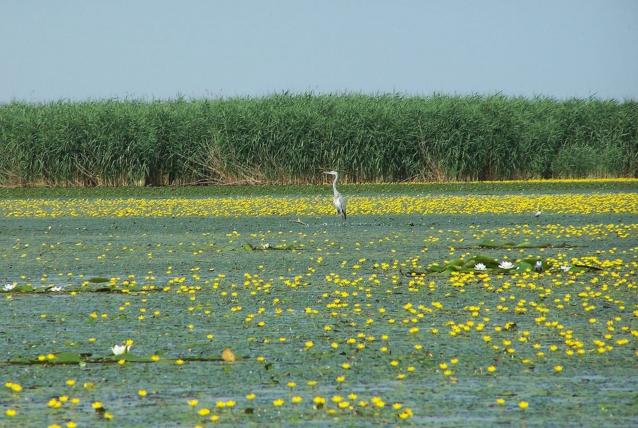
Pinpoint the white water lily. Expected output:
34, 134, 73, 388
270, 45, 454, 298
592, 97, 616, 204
3, 283, 16, 291
474, 263, 487, 271
49, 286, 63, 292
560, 265, 571, 272
498, 261, 515, 269
534, 261, 543, 270
111, 344, 128, 356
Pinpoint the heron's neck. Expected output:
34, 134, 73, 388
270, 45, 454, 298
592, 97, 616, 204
332, 174, 339, 196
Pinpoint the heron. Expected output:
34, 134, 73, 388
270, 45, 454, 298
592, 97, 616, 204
323, 170, 346, 221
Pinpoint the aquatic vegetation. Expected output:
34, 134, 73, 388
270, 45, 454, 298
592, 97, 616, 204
0, 182, 637, 426
1, 192, 637, 217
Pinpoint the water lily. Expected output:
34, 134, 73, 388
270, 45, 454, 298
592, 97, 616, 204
111, 344, 128, 356
560, 265, 571, 272
534, 261, 543, 272
49, 286, 63, 292
3, 283, 15, 291
498, 261, 514, 269
474, 263, 486, 271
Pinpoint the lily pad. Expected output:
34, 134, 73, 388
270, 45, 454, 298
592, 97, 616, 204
87, 277, 111, 283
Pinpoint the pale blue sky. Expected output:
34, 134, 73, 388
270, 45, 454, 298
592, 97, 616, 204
1, 0, 637, 102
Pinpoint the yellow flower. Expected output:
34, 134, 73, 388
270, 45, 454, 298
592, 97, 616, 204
198, 408, 211, 416
91, 401, 103, 409
496, 398, 505, 406
399, 407, 414, 419
313, 396, 326, 406
5, 409, 17, 417
5, 382, 22, 393
221, 348, 236, 362
188, 399, 199, 407
48, 398, 61, 408
554, 365, 563, 373
291, 395, 303, 404
487, 365, 496, 373
519, 401, 529, 409
371, 396, 385, 408
273, 398, 285, 407
246, 393, 256, 400
138, 389, 147, 397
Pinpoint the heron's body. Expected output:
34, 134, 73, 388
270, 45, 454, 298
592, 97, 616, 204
333, 192, 346, 220
325, 171, 347, 221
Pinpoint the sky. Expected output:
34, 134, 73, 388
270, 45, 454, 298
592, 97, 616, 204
1, 0, 637, 102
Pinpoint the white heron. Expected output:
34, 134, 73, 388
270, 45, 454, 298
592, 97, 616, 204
323, 170, 346, 221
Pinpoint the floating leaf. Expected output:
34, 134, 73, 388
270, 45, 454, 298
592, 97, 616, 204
477, 240, 572, 249
54, 352, 83, 363
243, 243, 299, 251
517, 261, 533, 272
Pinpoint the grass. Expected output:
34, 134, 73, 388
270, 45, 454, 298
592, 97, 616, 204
1, 181, 637, 426
0, 178, 636, 199
1, 94, 637, 186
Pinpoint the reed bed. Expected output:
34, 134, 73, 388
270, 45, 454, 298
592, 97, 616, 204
0, 94, 636, 186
